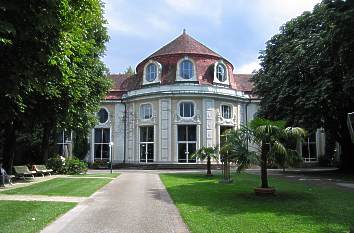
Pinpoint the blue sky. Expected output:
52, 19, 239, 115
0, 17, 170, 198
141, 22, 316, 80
102, 0, 321, 74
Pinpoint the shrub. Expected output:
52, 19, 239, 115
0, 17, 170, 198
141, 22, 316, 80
47, 155, 87, 175
91, 160, 109, 169
47, 155, 66, 174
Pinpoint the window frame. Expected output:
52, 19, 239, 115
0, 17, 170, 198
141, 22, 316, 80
97, 107, 109, 125
146, 63, 157, 82
213, 61, 229, 84
143, 60, 161, 85
93, 127, 111, 161
178, 101, 195, 118
140, 103, 153, 120
176, 57, 197, 82
221, 104, 232, 119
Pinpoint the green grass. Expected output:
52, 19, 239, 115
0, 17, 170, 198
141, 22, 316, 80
1, 178, 112, 197
0, 200, 75, 233
69, 172, 120, 178
160, 172, 354, 233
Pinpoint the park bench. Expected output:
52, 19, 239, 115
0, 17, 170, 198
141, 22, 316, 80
32, 165, 53, 177
13, 165, 36, 180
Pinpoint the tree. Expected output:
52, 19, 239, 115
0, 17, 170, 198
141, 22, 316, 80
249, 118, 306, 189
252, 0, 354, 170
0, 0, 110, 171
124, 66, 135, 75
191, 146, 218, 176
219, 128, 256, 183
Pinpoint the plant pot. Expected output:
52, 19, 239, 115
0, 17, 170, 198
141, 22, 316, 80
254, 187, 276, 195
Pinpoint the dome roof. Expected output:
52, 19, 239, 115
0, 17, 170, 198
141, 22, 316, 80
147, 30, 223, 59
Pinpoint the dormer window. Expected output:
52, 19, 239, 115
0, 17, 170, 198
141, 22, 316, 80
143, 60, 161, 85
146, 63, 157, 82
213, 61, 229, 84
216, 64, 226, 82
176, 57, 197, 81
180, 60, 193, 79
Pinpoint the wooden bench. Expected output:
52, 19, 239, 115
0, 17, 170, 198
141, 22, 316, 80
13, 166, 36, 180
32, 165, 53, 177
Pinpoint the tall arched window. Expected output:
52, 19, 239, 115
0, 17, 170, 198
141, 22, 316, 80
180, 60, 194, 79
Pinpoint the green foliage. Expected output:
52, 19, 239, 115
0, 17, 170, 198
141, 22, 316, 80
65, 157, 88, 175
191, 146, 218, 161
47, 155, 66, 174
252, 0, 354, 169
0, 0, 111, 167
91, 160, 110, 169
221, 128, 257, 173
47, 155, 87, 175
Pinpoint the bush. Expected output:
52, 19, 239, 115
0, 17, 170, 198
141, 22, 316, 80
47, 155, 66, 174
47, 155, 87, 175
65, 157, 88, 175
91, 160, 109, 169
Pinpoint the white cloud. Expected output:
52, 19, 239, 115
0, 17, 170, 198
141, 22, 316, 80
236, 61, 261, 74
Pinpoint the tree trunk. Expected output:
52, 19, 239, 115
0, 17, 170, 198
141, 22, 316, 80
3, 122, 16, 175
339, 138, 354, 171
207, 156, 211, 175
41, 123, 52, 162
261, 142, 269, 188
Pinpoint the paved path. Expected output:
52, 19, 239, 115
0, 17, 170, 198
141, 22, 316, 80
41, 172, 189, 233
0, 194, 85, 202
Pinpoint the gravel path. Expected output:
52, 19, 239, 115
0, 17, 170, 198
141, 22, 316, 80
41, 172, 189, 233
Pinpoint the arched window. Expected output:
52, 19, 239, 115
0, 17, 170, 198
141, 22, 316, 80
140, 104, 152, 119
216, 63, 226, 82
97, 108, 109, 124
180, 60, 194, 79
146, 63, 157, 82
179, 102, 194, 117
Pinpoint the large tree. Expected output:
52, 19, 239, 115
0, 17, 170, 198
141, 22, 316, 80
252, 0, 354, 170
0, 0, 110, 170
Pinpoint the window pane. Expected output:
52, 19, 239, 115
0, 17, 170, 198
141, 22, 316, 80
147, 126, 154, 142
102, 128, 110, 143
222, 105, 231, 119
178, 143, 187, 162
178, 125, 187, 141
94, 144, 102, 159
140, 127, 147, 142
97, 108, 108, 123
102, 144, 109, 159
140, 144, 146, 162
146, 63, 157, 82
147, 144, 154, 162
188, 143, 196, 163
94, 129, 102, 143
185, 103, 191, 117
180, 60, 193, 79
180, 102, 194, 117
187, 125, 196, 141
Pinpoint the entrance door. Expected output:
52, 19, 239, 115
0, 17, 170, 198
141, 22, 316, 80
140, 126, 154, 163
178, 125, 197, 163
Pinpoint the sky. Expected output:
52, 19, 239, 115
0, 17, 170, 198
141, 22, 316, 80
102, 0, 321, 74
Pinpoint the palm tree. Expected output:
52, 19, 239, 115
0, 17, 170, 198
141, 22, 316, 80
249, 118, 306, 189
191, 146, 218, 176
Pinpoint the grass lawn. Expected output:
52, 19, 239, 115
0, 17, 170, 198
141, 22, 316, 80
160, 172, 354, 233
0, 200, 75, 233
1, 177, 112, 197
70, 172, 120, 178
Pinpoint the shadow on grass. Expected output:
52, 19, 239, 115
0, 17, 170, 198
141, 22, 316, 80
159, 172, 354, 232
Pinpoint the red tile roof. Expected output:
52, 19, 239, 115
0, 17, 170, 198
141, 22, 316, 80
232, 74, 254, 92
148, 31, 223, 60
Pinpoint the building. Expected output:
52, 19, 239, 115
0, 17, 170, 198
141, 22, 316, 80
87, 31, 328, 165
88, 31, 258, 164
